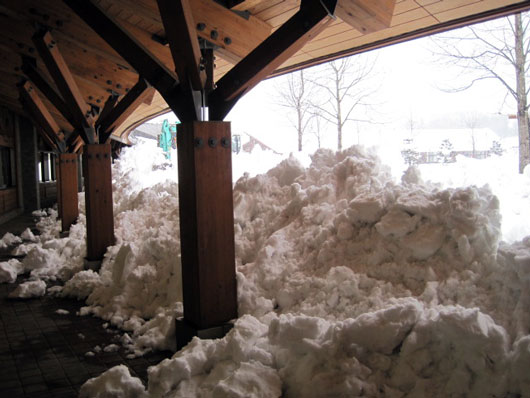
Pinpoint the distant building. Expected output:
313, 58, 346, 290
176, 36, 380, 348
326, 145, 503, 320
402, 128, 501, 164
129, 123, 161, 141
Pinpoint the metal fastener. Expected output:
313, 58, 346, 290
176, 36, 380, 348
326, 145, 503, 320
221, 137, 230, 148
195, 137, 204, 148
208, 137, 217, 148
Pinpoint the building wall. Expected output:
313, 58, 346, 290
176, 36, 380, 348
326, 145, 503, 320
0, 106, 20, 220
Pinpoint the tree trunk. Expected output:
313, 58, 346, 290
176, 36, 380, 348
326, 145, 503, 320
515, 13, 530, 173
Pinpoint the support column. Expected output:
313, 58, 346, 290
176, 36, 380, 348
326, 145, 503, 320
83, 144, 114, 262
57, 153, 78, 232
176, 121, 237, 348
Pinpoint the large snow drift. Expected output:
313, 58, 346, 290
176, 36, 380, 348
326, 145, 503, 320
2, 139, 530, 397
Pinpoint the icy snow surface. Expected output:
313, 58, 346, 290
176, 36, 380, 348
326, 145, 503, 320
2, 138, 530, 397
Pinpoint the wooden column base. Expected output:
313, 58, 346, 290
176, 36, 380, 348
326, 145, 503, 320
177, 121, 238, 331
83, 144, 115, 262
175, 318, 234, 350
57, 153, 79, 232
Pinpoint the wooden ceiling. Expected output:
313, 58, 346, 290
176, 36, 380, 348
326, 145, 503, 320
0, 0, 529, 140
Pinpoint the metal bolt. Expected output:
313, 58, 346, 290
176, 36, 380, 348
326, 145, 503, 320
223, 37, 232, 45
96, 154, 100, 159
210, 30, 219, 40
194, 137, 204, 148
197, 22, 206, 31
221, 137, 230, 148
208, 137, 217, 148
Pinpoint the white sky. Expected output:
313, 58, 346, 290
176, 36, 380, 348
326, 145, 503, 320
152, 21, 515, 155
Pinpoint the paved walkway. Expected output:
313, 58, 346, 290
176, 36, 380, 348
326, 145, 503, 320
0, 215, 172, 397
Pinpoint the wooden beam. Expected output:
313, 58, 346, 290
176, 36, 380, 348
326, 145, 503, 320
97, 78, 154, 143
32, 30, 96, 144
21, 56, 76, 129
18, 81, 65, 151
156, 0, 205, 91
209, 0, 337, 120
336, 0, 396, 34
102, 0, 271, 63
64, 0, 200, 122
96, 92, 120, 128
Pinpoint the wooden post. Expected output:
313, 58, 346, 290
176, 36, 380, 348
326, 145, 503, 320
176, 121, 237, 341
57, 153, 79, 232
83, 144, 115, 261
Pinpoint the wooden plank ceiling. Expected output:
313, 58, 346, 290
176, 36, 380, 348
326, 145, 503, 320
0, 0, 529, 140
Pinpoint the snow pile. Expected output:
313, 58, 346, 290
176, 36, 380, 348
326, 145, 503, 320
0, 232, 22, 249
78, 145, 530, 397
417, 149, 530, 242
2, 138, 530, 397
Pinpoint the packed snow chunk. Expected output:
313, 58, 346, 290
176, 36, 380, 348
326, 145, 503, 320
0, 232, 22, 249
348, 194, 386, 225
338, 299, 423, 354
9, 280, 46, 298
0, 259, 23, 283
211, 361, 282, 398
104, 344, 120, 353
55, 309, 69, 315
375, 208, 420, 238
79, 365, 147, 398
32, 209, 48, 217
131, 307, 178, 354
394, 306, 510, 397
401, 222, 445, 260
510, 336, 530, 396
21, 228, 37, 242
61, 270, 102, 300
266, 154, 304, 187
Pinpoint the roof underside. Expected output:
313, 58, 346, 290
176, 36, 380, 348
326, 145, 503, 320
0, 0, 529, 140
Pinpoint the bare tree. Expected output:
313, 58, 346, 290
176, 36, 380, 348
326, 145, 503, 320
309, 55, 379, 151
310, 109, 325, 149
463, 112, 479, 157
276, 70, 313, 151
431, 13, 530, 173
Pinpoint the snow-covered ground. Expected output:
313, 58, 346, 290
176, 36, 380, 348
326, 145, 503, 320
1, 138, 529, 397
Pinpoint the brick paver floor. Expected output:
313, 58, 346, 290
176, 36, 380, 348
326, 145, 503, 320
0, 214, 172, 397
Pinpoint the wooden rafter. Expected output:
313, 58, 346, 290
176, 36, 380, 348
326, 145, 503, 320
96, 93, 120, 127
32, 30, 96, 144
335, 0, 396, 34
156, 0, 205, 91
21, 56, 76, 129
208, 0, 338, 121
64, 0, 200, 122
100, 0, 272, 64
18, 80, 65, 152
97, 78, 154, 143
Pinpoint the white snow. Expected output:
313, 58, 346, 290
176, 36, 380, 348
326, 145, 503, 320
55, 309, 69, 315
0, 232, 22, 249
2, 137, 530, 397
8, 279, 46, 298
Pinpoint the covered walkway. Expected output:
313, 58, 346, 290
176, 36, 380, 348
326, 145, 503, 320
0, 215, 171, 397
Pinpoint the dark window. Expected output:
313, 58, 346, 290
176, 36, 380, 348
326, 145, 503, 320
0, 146, 14, 189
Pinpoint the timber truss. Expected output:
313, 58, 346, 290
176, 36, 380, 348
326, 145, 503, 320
65, 0, 343, 122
